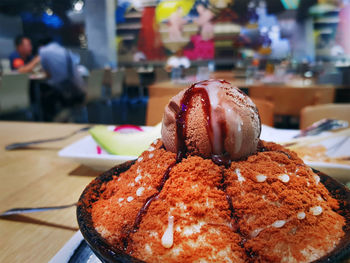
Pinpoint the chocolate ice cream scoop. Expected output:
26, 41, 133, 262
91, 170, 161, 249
161, 79, 261, 160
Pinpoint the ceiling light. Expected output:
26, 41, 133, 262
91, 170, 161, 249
74, 0, 84, 12
45, 7, 53, 16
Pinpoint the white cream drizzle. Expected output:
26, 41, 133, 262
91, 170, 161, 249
278, 174, 290, 183
161, 215, 174, 248
297, 212, 306, 220
148, 146, 155, 152
256, 174, 267, 182
136, 187, 145, 196
196, 80, 243, 155
251, 228, 263, 238
250, 201, 323, 238
250, 209, 312, 238
310, 206, 323, 216
272, 220, 286, 228
313, 175, 320, 185
250, 218, 292, 238
135, 175, 142, 183
235, 168, 245, 182
225, 104, 243, 154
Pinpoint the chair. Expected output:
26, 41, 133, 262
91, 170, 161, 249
0, 59, 11, 74
125, 67, 143, 97
300, 103, 350, 129
249, 85, 335, 117
102, 68, 112, 98
110, 70, 125, 98
184, 67, 197, 77
146, 95, 171, 126
86, 69, 105, 102
125, 68, 140, 87
155, 67, 169, 83
251, 98, 274, 127
0, 73, 30, 114
78, 69, 112, 123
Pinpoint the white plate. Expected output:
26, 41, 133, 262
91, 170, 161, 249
59, 125, 350, 181
49, 231, 101, 263
299, 135, 350, 182
261, 125, 350, 182
304, 162, 350, 182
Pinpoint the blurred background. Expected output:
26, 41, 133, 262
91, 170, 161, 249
0, 0, 350, 128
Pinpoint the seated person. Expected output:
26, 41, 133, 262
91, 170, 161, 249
9, 35, 40, 73
38, 37, 86, 121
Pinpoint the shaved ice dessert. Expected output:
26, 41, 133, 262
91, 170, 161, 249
89, 80, 345, 262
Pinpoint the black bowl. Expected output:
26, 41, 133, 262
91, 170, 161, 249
77, 161, 350, 263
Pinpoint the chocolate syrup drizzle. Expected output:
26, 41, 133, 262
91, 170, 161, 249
129, 82, 227, 244
127, 80, 243, 250
123, 160, 178, 250
175, 81, 231, 165
176, 83, 212, 160
132, 161, 177, 233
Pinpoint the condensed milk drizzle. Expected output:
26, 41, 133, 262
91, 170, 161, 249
176, 79, 242, 164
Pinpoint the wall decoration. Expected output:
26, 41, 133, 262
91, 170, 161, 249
310, 2, 340, 59
183, 3, 216, 59
115, 0, 294, 61
168, 6, 188, 41
183, 35, 215, 59
194, 3, 214, 40
156, 0, 194, 23
209, 0, 233, 9
138, 6, 165, 59
336, 3, 350, 55
156, 0, 196, 53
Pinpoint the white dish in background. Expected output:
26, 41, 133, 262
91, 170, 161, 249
59, 135, 137, 171
259, 125, 299, 142
297, 135, 350, 182
261, 125, 350, 182
59, 125, 350, 181
58, 126, 155, 171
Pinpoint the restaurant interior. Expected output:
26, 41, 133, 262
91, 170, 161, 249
1, 0, 350, 262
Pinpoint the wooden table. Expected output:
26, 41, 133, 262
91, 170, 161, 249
0, 121, 100, 263
146, 78, 342, 125
147, 78, 252, 97
248, 84, 336, 116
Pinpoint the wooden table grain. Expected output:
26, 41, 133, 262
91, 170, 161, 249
0, 121, 100, 263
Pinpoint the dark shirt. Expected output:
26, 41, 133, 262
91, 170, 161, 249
9, 51, 33, 70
